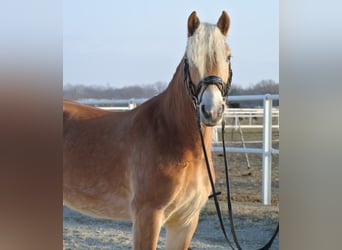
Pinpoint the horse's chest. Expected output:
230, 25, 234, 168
166, 167, 212, 223
181, 186, 209, 212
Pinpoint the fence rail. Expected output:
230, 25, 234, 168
222, 108, 279, 130
76, 94, 279, 205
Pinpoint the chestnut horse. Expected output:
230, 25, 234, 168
64, 11, 232, 250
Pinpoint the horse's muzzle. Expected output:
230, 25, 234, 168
200, 103, 225, 126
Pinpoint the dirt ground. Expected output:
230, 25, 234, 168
63, 146, 279, 249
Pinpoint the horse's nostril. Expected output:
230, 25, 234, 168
201, 105, 211, 119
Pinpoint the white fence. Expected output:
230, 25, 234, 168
221, 108, 279, 129
218, 94, 279, 205
77, 94, 279, 205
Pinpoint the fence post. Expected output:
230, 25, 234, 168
213, 127, 219, 143
129, 99, 137, 109
262, 94, 272, 205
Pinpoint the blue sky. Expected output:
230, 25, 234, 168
64, 1, 278, 88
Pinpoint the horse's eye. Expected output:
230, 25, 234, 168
226, 55, 232, 63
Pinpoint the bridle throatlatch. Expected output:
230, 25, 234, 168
184, 57, 279, 249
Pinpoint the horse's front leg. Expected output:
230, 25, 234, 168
165, 211, 200, 250
131, 202, 163, 250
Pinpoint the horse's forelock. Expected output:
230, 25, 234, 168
185, 23, 228, 78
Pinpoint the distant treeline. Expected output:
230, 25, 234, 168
63, 79, 278, 107
63, 81, 167, 100
229, 79, 279, 107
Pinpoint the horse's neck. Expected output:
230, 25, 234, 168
160, 59, 213, 151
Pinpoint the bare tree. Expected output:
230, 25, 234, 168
153, 81, 167, 94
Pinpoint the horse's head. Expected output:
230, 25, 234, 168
184, 11, 232, 126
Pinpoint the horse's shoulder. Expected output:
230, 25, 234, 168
63, 99, 109, 121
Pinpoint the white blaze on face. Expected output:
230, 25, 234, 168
186, 23, 230, 126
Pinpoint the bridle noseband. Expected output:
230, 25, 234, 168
183, 57, 233, 104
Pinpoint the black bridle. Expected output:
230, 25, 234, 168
183, 57, 232, 104
184, 57, 279, 249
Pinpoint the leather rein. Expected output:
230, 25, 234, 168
183, 57, 279, 249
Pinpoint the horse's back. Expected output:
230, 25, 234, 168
63, 99, 110, 121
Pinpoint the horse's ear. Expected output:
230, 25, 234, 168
188, 11, 200, 37
217, 11, 230, 36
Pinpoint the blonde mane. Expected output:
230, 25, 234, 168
186, 23, 229, 78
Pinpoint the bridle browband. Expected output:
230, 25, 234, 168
183, 57, 233, 104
